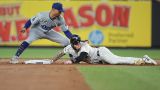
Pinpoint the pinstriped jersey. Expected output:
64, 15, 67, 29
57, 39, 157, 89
63, 42, 99, 63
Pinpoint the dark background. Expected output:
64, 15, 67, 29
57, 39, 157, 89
152, 0, 160, 47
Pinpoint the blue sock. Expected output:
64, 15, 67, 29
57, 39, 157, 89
15, 41, 29, 57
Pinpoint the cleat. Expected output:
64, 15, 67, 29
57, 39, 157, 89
10, 56, 19, 64
143, 55, 157, 65
134, 59, 145, 65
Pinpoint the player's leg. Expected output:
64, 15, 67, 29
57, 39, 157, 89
98, 47, 144, 65
99, 47, 157, 65
10, 29, 41, 64
142, 55, 157, 65
45, 30, 70, 46
113, 55, 144, 65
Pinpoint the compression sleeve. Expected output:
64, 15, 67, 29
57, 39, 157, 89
23, 19, 31, 29
63, 30, 72, 39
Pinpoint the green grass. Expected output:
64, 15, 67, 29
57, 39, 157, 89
112, 49, 160, 59
0, 48, 160, 59
78, 66, 160, 90
0, 47, 160, 90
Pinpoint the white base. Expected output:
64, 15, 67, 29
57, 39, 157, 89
24, 59, 53, 64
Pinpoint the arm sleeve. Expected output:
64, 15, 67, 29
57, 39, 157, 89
63, 30, 72, 39
52, 50, 65, 62
23, 20, 31, 29
74, 52, 88, 63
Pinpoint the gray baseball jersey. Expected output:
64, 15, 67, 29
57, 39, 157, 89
63, 42, 142, 64
25, 11, 69, 46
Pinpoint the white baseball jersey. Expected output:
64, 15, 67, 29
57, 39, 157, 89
63, 42, 100, 63
30, 11, 68, 32
63, 42, 142, 64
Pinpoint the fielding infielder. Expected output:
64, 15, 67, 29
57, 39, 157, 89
10, 3, 72, 64
52, 35, 157, 65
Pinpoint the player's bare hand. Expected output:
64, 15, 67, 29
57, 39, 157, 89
64, 60, 72, 64
21, 28, 26, 33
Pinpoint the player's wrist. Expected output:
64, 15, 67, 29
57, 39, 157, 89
22, 27, 27, 30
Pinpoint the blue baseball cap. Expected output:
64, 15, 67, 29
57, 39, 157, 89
52, 2, 64, 12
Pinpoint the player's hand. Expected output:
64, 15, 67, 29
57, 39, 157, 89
21, 28, 26, 33
64, 60, 72, 64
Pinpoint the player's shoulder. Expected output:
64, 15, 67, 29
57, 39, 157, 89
37, 11, 49, 17
64, 44, 72, 50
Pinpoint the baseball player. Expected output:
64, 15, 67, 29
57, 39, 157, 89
10, 2, 72, 64
52, 35, 157, 65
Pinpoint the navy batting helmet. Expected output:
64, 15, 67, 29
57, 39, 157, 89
70, 34, 81, 45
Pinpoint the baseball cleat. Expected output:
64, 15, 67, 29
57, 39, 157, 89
10, 56, 19, 64
143, 55, 157, 65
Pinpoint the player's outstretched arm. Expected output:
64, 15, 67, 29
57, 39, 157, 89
61, 24, 72, 39
21, 13, 40, 33
60, 16, 72, 39
52, 50, 65, 62
20, 20, 31, 33
63, 30, 72, 39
